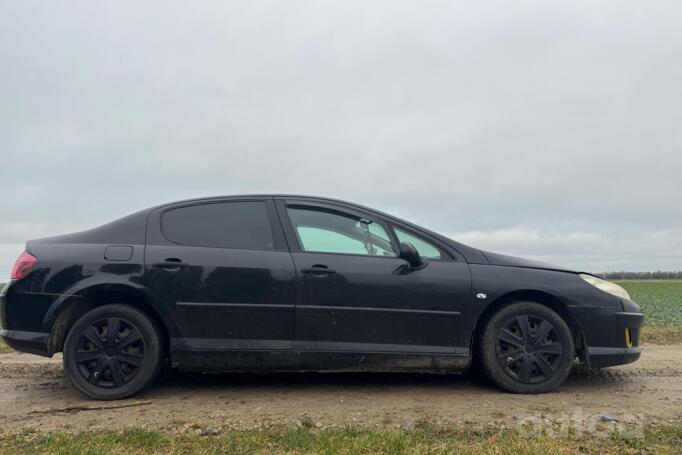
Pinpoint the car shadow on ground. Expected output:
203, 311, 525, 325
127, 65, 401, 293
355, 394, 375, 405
158, 369, 477, 389
153, 363, 630, 393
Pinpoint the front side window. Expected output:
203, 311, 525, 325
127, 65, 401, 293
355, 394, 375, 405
287, 206, 396, 257
162, 201, 274, 250
393, 227, 444, 260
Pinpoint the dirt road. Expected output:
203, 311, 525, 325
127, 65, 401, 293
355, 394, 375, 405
1, 345, 680, 432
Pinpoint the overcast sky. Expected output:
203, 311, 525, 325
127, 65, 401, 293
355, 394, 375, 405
1, 1, 681, 278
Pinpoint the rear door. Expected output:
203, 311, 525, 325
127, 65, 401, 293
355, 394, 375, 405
277, 199, 472, 354
145, 198, 297, 351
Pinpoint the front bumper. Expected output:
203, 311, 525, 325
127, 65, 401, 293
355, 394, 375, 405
0, 329, 50, 356
584, 311, 644, 368
586, 345, 641, 368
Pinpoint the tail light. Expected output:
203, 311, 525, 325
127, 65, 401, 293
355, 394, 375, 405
11, 251, 37, 280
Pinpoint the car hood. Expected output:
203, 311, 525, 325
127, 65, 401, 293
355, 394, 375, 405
480, 251, 579, 274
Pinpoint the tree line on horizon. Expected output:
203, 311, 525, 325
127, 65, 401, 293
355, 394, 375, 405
600, 271, 682, 280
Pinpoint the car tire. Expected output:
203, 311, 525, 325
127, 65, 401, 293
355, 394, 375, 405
478, 302, 575, 394
63, 304, 163, 400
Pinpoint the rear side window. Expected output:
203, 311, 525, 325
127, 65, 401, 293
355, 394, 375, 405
162, 202, 274, 250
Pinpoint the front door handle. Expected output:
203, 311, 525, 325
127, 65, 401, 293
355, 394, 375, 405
301, 265, 336, 276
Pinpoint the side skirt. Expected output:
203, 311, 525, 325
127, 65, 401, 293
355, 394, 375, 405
171, 351, 471, 374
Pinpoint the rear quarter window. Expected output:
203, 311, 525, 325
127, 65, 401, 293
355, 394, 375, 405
162, 201, 274, 250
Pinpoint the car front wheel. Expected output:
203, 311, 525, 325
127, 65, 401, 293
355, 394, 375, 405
479, 302, 575, 394
63, 304, 162, 400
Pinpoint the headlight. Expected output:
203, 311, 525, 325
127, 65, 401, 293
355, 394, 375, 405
579, 274, 631, 300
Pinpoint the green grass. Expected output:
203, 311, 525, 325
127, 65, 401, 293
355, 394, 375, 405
1, 424, 681, 455
640, 324, 682, 344
617, 280, 682, 344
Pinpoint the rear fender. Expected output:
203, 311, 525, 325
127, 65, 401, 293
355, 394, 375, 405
43, 280, 178, 352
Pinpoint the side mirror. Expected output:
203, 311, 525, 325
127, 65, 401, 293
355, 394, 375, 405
398, 242, 424, 269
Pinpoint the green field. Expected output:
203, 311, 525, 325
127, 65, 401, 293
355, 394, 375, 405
616, 280, 682, 343
1, 424, 681, 455
616, 280, 682, 325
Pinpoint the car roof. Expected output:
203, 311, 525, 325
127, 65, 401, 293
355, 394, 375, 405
153, 194, 389, 215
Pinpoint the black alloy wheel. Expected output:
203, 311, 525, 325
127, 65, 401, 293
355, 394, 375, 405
63, 304, 162, 400
74, 317, 145, 388
478, 301, 575, 394
495, 314, 564, 384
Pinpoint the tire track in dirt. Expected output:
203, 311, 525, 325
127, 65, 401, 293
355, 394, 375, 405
1, 345, 680, 432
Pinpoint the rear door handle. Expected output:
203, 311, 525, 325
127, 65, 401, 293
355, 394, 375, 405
153, 258, 189, 270
301, 265, 336, 276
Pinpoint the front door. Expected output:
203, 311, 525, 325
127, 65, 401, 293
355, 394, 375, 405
278, 200, 472, 354
145, 198, 297, 351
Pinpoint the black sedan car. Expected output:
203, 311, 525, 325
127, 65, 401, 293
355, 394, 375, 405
1, 195, 643, 399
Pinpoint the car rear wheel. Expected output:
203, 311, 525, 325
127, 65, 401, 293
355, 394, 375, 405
63, 304, 162, 400
479, 302, 575, 393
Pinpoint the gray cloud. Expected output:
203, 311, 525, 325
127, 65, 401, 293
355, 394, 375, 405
1, 1, 681, 277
